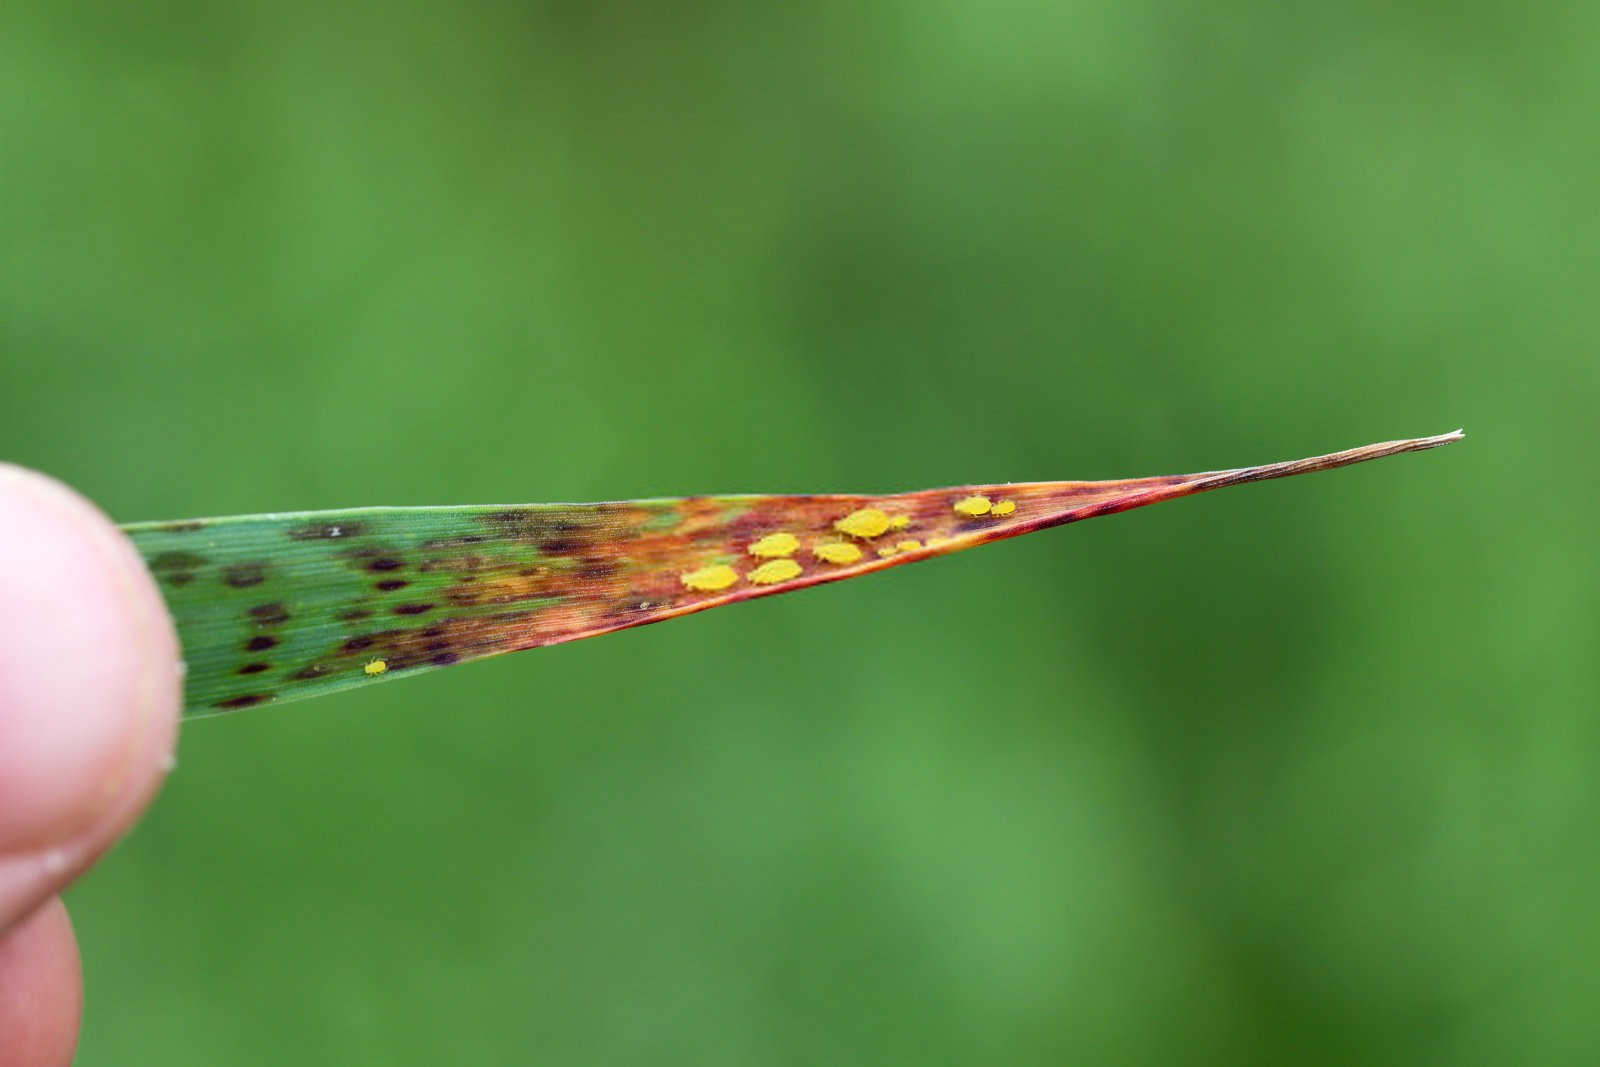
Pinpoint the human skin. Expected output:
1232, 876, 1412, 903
0, 465, 181, 1067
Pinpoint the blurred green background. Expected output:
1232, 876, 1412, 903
3, 0, 1596, 1063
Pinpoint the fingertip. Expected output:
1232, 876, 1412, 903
0, 898, 81, 1067
0, 465, 181, 862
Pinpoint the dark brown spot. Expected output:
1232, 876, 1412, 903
421, 626, 446, 638
539, 538, 582, 556
480, 507, 602, 542
368, 557, 403, 572
424, 640, 451, 653
430, 652, 460, 666
342, 636, 375, 652
223, 563, 267, 588
374, 579, 409, 592
490, 608, 539, 623
160, 521, 206, 534
289, 664, 328, 681
579, 560, 620, 581
238, 662, 272, 675
337, 608, 373, 621
248, 603, 290, 625
287, 521, 369, 541
245, 635, 279, 652
215, 694, 271, 709
393, 603, 434, 616
149, 550, 206, 587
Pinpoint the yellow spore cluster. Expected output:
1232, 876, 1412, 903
834, 507, 893, 539
813, 542, 863, 565
991, 500, 1016, 517
953, 495, 992, 517
747, 532, 799, 558
747, 558, 803, 585
680, 564, 739, 592
876, 539, 924, 559
364, 658, 388, 676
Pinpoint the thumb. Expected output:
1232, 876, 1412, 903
0, 465, 181, 928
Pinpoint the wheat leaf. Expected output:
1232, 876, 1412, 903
120, 431, 1462, 717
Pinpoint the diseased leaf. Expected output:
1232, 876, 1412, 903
122, 431, 1462, 717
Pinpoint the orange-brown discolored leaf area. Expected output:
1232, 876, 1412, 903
121, 432, 1462, 716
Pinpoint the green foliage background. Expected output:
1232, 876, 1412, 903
3, 1, 1595, 1063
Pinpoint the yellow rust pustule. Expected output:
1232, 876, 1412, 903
953, 495, 992, 517
747, 558, 803, 585
813, 542, 863, 565
680, 564, 739, 592
747, 532, 799, 558
364, 658, 388, 676
834, 508, 893, 539
888, 514, 911, 530
991, 500, 1016, 517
